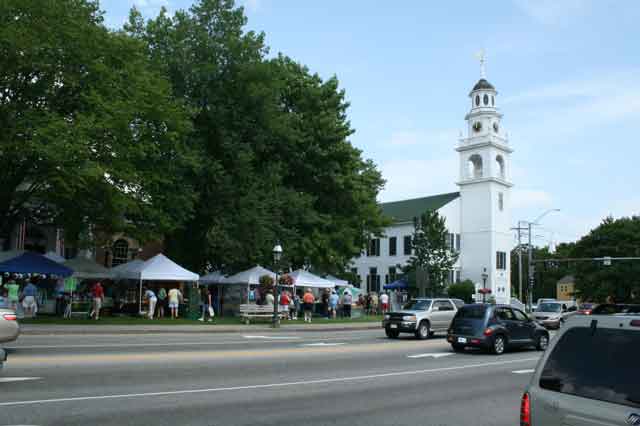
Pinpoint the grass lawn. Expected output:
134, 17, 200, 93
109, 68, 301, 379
19, 314, 382, 326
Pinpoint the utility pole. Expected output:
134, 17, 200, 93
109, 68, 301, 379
511, 222, 528, 302
528, 221, 534, 312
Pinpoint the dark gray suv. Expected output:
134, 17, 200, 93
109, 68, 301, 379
447, 304, 549, 354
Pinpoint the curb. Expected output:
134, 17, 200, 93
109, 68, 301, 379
19, 323, 381, 336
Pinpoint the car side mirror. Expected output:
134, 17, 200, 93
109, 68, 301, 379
568, 306, 577, 312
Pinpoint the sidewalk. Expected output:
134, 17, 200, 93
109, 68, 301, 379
19, 321, 381, 335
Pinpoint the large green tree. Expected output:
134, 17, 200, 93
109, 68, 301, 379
125, 0, 387, 273
572, 216, 640, 302
405, 210, 458, 297
0, 0, 195, 247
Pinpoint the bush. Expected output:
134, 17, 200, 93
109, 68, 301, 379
447, 280, 475, 303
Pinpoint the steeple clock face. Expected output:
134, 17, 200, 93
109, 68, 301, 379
473, 122, 482, 132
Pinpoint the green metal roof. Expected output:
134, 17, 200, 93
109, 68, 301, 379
381, 192, 460, 223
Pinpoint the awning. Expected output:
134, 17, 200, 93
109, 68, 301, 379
325, 274, 349, 287
223, 265, 275, 285
200, 271, 226, 284
383, 279, 408, 290
137, 254, 199, 281
111, 259, 145, 280
44, 251, 65, 263
289, 269, 335, 289
0, 252, 73, 277
63, 256, 114, 280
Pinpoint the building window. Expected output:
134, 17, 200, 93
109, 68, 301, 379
112, 239, 129, 267
455, 270, 461, 283
496, 251, 507, 270
403, 236, 412, 255
366, 238, 380, 257
475, 95, 480, 106
498, 193, 504, 211
389, 237, 397, 256
468, 154, 483, 179
367, 267, 380, 293
389, 266, 397, 283
455, 234, 461, 251
483, 94, 489, 105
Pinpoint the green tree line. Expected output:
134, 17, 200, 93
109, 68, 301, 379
0, 0, 388, 275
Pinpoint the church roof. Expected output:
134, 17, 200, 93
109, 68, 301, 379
381, 192, 460, 223
472, 78, 495, 91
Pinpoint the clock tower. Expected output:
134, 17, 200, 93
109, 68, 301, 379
457, 66, 513, 304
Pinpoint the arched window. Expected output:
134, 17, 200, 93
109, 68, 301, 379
467, 154, 483, 179
483, 94, 489, 105
495, 155, 505, 179
112, 239, 129, 267
491, 95, 495, 106
498, 193, 504, 211
475, 95, 480, 106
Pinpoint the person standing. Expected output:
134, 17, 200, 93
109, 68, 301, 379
279, 291, 290, 320
302, 288, 315, 323
293, 292, 301, 320
54, 280, 65, 316
380, 292, 389, 314
22, 280, 39, 318
5, 279, 20, 312
342, 289, 353, 318
199, 285, 213, 322
168, 286, 183, 319
156, 287, 167, 318
265, 291, 275, 307
90, 282, 104, 320
328, 290, 339, 319
144, 287, 157, 320
321, 290, 330, 318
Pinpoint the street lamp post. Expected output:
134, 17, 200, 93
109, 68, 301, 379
526, 209, 560, 312
481, 268, 488, 304
272, 244, 283, 328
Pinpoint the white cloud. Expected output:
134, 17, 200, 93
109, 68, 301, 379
513, 0, 588, 25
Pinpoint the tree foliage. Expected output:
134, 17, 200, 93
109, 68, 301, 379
125, 0, 387, 273
0, 0, 196, 247
447, 279, 475, 303
405, 210, 458, 297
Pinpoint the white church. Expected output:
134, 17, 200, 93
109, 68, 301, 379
351, 72, 513, 305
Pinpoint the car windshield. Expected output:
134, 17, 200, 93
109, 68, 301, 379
456, 305, 486, 319
538, 303, 562, 312
403, 300, 432, 310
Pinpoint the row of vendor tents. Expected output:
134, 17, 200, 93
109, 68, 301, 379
0, 250, 357, 291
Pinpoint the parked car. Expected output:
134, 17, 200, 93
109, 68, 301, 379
521, 309, 640, 425
533, 301, 577, 329
576, 302, 598, 315
447, 304, 549, 354
0, 308, 19, 371
382, 298, 463, 339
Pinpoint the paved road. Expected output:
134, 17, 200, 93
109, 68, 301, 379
1, 330, 543, 426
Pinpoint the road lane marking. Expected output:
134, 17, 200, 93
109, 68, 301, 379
407, 353, 454, 359
301, 343, 346, 347
0, 357, 538, 407
512, 369, 535, 374
243, 335, 301, 340
0, 377, 41, 383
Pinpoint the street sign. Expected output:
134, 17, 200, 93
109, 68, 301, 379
603, 256, 612, 266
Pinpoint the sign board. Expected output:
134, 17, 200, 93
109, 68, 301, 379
603, 257, 612, 266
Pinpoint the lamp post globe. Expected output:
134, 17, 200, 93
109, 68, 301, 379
272, 244, 283, 328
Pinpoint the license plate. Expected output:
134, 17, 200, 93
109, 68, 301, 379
457, 337, 467, 343
390, 324, 398, 329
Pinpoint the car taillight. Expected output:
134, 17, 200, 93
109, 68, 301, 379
483, 328, 493, 336
631, 320, 640, 327
2, 313, 17, 321
520, 392, 531, 426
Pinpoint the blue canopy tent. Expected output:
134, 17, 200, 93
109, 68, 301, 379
383, 278, 408, 290
0, 252, 73, 277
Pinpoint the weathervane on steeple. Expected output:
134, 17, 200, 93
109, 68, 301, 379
475, 49, 486, 79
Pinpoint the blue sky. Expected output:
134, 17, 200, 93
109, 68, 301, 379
101, 0, 640, 246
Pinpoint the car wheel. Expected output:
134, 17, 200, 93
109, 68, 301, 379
452, 344, 465, 353
415, 321, 430, 340
492, 335, 506, 355
536, 334, 549, 351
385, 329, 400, 339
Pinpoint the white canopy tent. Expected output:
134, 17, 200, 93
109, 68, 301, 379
63, 256, 114, 280
111, 259, 145, 280
289, 269, 335, 289
223, 265, 275, 285
44, 251, 66, 263
325, 274, 349, 287
112, 254, 199, 314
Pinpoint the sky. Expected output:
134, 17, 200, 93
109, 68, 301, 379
100, 0, 640, 247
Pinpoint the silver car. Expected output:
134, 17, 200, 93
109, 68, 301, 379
0, 308, 20, 370
382, 298, 462, 339
533, 301, 577, 329
521, 312, 640, 425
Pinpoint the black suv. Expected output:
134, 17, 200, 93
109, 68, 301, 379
447, 304, 549, 354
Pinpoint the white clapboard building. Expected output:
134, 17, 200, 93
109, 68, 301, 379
351, 75, 513, 304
